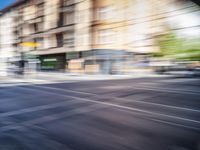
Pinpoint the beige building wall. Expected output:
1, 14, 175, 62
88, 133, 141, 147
44, 0, 60, 30
23, 5, 37, 21
75, 0, 92, 52
17, 0, 175, 55
127, 0, 174, 53
0, 11, 17, 76
91, 0, 177, 53
91, 0, 130, 50
43, 35, 57, 49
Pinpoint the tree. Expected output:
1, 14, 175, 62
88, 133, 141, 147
154, 31, 200, 61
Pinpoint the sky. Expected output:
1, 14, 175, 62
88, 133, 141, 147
0, 0, 16, 10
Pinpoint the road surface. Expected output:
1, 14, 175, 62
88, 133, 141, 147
0, 77, 199, 150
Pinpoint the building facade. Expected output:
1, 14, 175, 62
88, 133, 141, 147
1, 0, 197, 74
0, 10, 18, 76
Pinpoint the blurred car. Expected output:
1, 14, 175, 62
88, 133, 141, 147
150, 59, 200, 77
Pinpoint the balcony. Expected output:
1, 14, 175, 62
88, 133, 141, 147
60, 5, 75, 13
47, 25, 74, 35
31, 47, 66, 55
27, 17, 43, 24
35, 0, 44, 4
13, 38, 22, 44
56, 33, 64, 47
21, 25, 74, 41
36, 10, 44, 18
63, 38, 74, 49
62, 0, 77, 6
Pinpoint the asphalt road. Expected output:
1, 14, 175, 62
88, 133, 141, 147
0, 77, 200, 150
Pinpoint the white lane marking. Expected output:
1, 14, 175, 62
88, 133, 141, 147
134, 99, 200, 112
69, 97, 200, 124
148, 118, 200, 131
0, 86, 199, 132
0, 100, 84, 118
1, 100, 199, 132
0, 83, 28, 87
1, 84, 198, 131
30, 84, 200, 113
133, 85, 200, 95
0, 103, 107, 132
16, 85, 200, 125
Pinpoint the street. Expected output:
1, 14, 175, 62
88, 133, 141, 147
0, 76, 200, 150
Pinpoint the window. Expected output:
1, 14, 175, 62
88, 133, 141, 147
44, 36, 57, 48
37, 3, 44, 17
23, 24, 34, 35
66, 52, 80, 60
98, 29, 114, 44
64, 13, 74, 25
56, 33, 63, 47
35, 37, 43, 49
64, 38, 74, 48
97, 6, 113, 20
76, 10, 85, 23
23, 6, 37, 20
63, 32, 74, 48
34, 22, 43, 32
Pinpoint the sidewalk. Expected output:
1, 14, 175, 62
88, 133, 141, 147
0, 72, 171, 86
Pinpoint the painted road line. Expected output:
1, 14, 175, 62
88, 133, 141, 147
1, 99, 199, 133
14, 85, 200, 129
0, 100, 85, 118
29, 84, 200, 113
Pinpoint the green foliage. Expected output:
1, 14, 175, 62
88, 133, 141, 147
155, 32, 200, 61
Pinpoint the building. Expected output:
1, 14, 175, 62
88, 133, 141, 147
0, 9, 18, 76
1, 0, 198, 75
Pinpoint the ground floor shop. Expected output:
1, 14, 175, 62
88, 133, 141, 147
24, 50, 153, 74
39, 53, 66, 71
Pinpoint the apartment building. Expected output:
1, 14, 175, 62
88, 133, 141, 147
0, 0, 192, 74
0, 9, 18, 76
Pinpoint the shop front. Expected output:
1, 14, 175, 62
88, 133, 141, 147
39, 53, 66, 71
